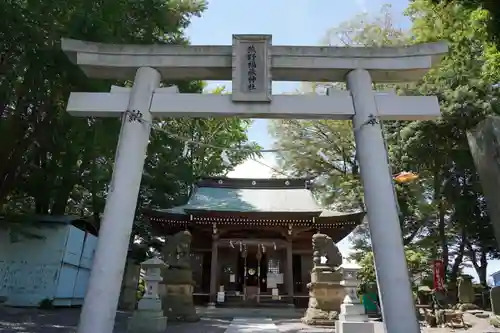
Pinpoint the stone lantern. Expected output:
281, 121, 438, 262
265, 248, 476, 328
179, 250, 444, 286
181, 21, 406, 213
128, 257, 168, 333
140, 257, 164, 306
340, 262, 363, 308
336, 262, 380, 333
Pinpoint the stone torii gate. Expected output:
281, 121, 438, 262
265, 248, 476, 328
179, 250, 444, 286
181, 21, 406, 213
62, 35, 447, 333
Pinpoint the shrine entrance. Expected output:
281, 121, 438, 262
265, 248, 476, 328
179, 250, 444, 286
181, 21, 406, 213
216, 238, 288, 307
238, 247, 263, 303
62, 35, 447, 333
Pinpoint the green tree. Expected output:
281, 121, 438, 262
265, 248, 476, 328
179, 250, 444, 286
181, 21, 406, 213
399, 0, 500, 285
271, 5, 432, 262
358, 248, 432, 289
0, 0, 258, 253
429, 0, 500, 45
0, 0, 206, 212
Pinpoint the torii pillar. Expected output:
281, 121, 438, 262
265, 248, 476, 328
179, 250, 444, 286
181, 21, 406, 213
61, 36, 447, 333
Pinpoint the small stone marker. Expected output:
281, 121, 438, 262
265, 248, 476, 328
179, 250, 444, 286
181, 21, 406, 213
127, 257, 168, 333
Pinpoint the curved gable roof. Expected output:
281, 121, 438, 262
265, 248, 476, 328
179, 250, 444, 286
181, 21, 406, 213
156, 177, 323, 214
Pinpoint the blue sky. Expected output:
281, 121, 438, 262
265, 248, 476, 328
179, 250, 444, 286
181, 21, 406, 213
185, 0, 498, 282
186, 0, 411, 150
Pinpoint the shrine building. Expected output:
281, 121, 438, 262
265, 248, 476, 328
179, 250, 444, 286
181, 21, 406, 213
145, 177, 364, 307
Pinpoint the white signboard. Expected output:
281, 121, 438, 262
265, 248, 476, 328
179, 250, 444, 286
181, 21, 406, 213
217, 292, 225, 303
231, 34, 272, 102
267, 278, 277, 289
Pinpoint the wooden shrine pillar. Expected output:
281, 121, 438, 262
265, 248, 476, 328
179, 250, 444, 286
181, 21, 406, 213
209, 235, 219, 305
286, 239, 294, 303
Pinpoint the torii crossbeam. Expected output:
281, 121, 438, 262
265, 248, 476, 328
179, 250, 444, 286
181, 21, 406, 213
61, 35, 448, 333
67, 88, 440, 120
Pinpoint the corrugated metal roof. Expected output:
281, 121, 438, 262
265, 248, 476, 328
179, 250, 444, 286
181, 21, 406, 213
158, 186, 323, 213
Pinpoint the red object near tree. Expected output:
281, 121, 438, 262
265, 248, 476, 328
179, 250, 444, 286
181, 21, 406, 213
433, 260, 445, 291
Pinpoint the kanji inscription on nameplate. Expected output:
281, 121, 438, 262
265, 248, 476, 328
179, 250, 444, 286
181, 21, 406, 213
232, 34, 272, 102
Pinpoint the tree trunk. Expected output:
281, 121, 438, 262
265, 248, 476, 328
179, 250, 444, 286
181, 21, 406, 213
477, 250, 488, 287
34, 148, 50, 214
469, 245, 489, 287
449, 229, 466, 283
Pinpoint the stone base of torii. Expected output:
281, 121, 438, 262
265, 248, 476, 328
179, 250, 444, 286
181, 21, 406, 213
60, 35, 448, 333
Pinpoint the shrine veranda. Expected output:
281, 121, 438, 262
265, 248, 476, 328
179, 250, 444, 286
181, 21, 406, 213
61, 35, 448, 333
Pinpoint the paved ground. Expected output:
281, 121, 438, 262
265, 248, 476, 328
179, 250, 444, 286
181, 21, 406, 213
0, 308, 326, 333
0, 308, 499, 333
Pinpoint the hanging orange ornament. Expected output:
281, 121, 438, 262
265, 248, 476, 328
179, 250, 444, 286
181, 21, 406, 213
393, 171, 419, 184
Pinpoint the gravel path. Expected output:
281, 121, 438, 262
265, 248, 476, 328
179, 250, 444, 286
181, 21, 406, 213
420, 312, 499, 333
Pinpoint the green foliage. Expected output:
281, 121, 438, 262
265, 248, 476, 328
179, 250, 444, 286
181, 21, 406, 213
0, 0, 257, 253
323, 4, 408, 47
272, 5, 434, 258
270, 119, 362, 211
272, 5, 407, 212
137, 277, 146, 301
272, 2, 500, 287
401, 0, 500, 285
358, 249, 432, 289
428, 0, 500, 45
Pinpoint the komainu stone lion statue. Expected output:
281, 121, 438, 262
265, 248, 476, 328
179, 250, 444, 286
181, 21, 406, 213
312, 232, 342, 269
302, 233, 344, 326
160, 230, 199, 322
162, 230, 192, 270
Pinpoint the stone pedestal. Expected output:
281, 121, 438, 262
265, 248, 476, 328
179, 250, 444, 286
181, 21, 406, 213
456, 276, 479, 311
128, 309, 167, 333
301, 266, 344, 326
128, 257, 168, 333
162, 282, 199, 322
336, 321, 386, 333
161, 268, 199, 322
339, 302, 369, 322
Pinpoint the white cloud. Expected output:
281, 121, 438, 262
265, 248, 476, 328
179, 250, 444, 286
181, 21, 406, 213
227, 155, 278, 178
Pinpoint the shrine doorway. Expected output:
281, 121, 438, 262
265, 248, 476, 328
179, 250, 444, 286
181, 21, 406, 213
217, 239, 287, 306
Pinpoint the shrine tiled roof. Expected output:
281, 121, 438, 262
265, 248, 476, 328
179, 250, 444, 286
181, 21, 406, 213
154, 177, 351, 215
170, 187, 320, 213
147, 178, 365, 235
